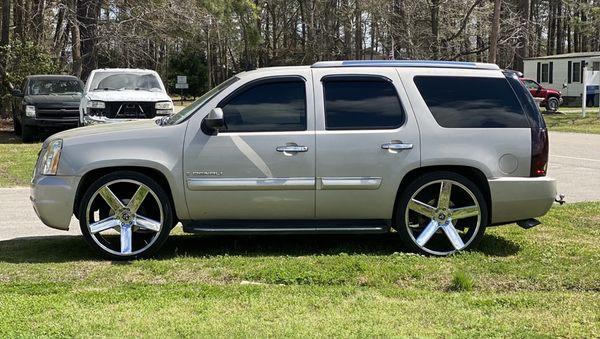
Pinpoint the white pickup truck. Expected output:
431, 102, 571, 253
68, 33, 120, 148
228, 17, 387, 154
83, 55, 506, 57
80, 68, 174, 125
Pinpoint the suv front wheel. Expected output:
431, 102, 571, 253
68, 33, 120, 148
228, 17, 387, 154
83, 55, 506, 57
395, 171, 488, 256
78, 171, 173, 260
545, 97, 560, 113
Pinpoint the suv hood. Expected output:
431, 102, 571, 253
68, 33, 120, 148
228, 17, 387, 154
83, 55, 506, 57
26, 94, 82, 106
546, 88, 561, 96
86, 90, 171, 102
52, 119, 159, 141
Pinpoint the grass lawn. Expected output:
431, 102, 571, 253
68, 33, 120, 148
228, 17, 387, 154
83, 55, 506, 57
0, 130, 41, 187
544, 107, 600, 134
0, 202, 598, 336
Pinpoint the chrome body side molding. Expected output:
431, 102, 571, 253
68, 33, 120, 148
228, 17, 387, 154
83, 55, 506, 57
319, 177, 382, 190
186, 177, 315, 191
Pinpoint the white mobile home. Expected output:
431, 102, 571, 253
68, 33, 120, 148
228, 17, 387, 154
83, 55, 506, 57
523, 52, 600, 105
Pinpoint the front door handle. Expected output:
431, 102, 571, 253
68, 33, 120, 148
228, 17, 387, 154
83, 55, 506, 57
381, 142, 413, 151
276, 145, 308, 154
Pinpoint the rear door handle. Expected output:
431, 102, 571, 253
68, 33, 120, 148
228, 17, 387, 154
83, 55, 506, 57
381, 142, 413, 151
276, 145, 308, 153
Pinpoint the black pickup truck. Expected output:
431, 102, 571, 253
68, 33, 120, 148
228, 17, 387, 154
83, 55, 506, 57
12, 75, 83, 142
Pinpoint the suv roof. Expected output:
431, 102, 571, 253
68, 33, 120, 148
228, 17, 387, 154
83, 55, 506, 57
311, 60, 500, 70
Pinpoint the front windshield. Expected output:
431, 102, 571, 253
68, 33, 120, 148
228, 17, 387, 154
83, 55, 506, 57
28, 79, 82, 95
163, 76, 239, 125
90, 72, 164, 92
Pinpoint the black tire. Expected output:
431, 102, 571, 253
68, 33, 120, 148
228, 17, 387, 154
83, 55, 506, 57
545, 97, 559, 113
21, 124, 35, 142
78, 171, 173, 260
394, 171, 488, 256
13, 116, 22, 136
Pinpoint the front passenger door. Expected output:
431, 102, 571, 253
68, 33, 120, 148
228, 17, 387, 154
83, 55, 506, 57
183, 72, 316, 220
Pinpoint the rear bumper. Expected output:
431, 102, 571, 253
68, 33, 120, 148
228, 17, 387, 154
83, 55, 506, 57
488, 177, 557, 224
30, 175, 80, 230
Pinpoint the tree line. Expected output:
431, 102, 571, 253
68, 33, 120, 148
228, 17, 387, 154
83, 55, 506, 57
0, 0, 599, 116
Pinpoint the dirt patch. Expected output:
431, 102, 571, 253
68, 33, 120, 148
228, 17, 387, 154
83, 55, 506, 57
0, 119, 21, 144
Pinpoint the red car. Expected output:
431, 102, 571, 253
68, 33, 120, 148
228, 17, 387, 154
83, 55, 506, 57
520, 78, 563, 113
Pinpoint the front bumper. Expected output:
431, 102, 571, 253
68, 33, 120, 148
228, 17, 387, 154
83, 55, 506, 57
30, 175, 80, 230
23, 116, 79, 128
488, 177, 557, 224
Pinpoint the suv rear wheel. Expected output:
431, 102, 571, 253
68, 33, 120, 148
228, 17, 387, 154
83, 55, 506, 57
78, 171, 173, 260
395, 171, 488, 256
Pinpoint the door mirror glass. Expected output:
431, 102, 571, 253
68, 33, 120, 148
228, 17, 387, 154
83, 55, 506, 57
204, 107, 225, 134
12, 89, 23, 97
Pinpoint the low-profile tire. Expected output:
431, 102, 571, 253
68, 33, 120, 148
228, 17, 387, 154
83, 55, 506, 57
13, 116, 22, 136
545, 97, 560, 113
78, 170, 173, 260
21, 124, 35, 142
395, 171, 488, 256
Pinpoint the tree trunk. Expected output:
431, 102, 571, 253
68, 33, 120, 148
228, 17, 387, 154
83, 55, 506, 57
489, 0, 501, 63
354, 0, 362, 60
514, 0, 530, 71
69, 0, 82, 78
430, 0, 440, 59
77, 0, 100, 79
555, 1, 563, 54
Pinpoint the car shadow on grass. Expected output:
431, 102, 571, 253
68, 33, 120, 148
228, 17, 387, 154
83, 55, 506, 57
0, 232, 520, 263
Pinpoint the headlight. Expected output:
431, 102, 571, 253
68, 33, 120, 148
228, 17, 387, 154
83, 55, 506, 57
25, 105, 36, 117
41, 139, 63, 176
87, 100, 106, 109
155, 101, 174, 110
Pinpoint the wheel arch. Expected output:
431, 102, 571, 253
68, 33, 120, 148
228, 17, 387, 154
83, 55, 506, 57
73, 166, 179, 224
392, 165, 492, 226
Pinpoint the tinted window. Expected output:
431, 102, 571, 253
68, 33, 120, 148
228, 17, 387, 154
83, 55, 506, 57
323, 78, 404, 130
220, 79, 306, 132
28, 79, 82, 95
414, 76, 528, 128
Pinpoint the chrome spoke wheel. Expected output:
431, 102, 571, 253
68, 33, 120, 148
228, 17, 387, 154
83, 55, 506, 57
85, 179, 164, 257
405, 179, 481, 255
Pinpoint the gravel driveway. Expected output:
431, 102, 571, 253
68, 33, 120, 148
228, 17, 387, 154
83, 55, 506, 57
1, 131, 598, 241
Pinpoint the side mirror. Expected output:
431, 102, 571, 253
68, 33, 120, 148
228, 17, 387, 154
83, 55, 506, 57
204, 107, 225, 133
12, 89, 23, 97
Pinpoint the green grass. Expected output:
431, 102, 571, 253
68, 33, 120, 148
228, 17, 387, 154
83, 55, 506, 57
0, 131, 41, 187
0, 202, 598, 336
545, 108, 600, 134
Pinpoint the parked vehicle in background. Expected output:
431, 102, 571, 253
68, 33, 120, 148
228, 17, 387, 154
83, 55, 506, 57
11, 75, 83, 142
80, 68, 174, 125
31, 60, 556, 260
520, 78, 563, 113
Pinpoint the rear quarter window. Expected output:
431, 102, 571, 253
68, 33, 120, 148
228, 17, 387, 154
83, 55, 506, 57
414, 76, 529, 128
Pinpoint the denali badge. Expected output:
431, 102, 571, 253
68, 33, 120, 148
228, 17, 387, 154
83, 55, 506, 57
186, 170, 223, 177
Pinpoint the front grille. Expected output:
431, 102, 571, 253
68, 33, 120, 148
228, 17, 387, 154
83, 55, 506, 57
36, 107, 79, 119
90, 102, 157, 119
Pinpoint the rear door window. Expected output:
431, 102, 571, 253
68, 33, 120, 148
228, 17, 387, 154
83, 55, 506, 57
414, 76, 528, 128
323, 76, 405, 130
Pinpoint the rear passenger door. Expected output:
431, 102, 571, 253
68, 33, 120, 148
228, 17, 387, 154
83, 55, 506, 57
312, 68, 421, 221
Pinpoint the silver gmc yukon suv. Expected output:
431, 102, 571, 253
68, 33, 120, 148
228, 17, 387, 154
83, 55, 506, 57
30, 60, 557, 259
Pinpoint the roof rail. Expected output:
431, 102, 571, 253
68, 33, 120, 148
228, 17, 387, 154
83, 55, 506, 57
311, 60, 500, 70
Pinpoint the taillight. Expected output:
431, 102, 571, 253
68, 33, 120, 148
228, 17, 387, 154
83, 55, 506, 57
530, 127, 548, 177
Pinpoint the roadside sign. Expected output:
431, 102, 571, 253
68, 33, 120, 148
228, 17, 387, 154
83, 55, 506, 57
177, 76, 187, 84
175, 83, 189, 89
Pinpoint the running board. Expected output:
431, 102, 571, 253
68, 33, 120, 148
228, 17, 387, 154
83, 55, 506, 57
182, 219, 391, 235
